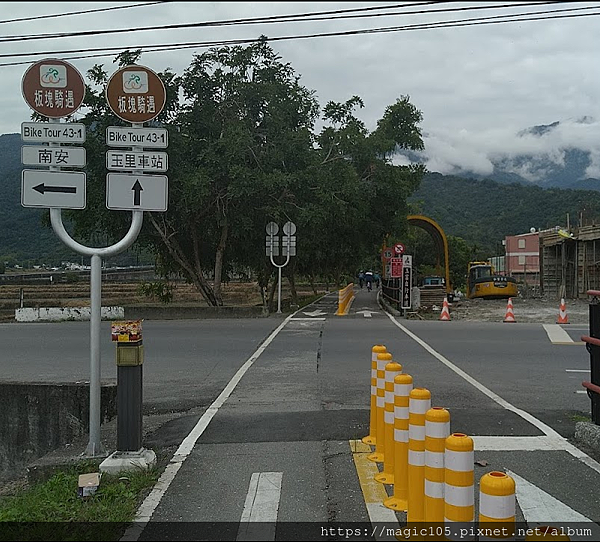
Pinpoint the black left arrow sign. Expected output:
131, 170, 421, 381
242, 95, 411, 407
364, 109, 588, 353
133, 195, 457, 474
33, 183, 76, 194
132, 179, 143, 206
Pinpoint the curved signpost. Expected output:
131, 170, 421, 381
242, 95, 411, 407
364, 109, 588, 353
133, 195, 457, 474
20, 60, 168, 460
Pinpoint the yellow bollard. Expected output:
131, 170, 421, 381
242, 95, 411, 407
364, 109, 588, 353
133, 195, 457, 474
525, 527, 570, 541
424, 407, 450, 523
362, 345, 387, 446
444, 433, 474, 537
479, 471, 516, 541
407, 387, 431, 523
374, 359, 402, 484
383, 373, 413, 511
368, 352, 392, 463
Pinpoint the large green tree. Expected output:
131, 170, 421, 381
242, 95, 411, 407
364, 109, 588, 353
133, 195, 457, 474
70, 42, 426, 308
296, 95, 426, 285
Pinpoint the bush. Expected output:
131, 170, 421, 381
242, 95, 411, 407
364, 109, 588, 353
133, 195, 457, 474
137, 281, 173, 303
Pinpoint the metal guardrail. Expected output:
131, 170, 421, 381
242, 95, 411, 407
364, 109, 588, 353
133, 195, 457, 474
381, 278, 401, 311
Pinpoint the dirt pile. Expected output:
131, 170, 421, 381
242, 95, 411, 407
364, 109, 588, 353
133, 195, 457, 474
447, 296, 592, 325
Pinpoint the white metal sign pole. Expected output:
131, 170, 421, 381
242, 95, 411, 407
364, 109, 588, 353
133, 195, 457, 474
48, 116, 143, 457
50, 209, 143, 456
266, 222, 295, 314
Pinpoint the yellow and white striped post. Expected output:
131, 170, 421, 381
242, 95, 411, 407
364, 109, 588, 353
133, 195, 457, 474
374, 359, 402, 485
407, 387, 431, 523
479, 471, 516, 541
383, 373, 413, 511
444, 433, 474, 535
362, 345, 387, 446
368, 352, 393, 463
424, 407, 450, 523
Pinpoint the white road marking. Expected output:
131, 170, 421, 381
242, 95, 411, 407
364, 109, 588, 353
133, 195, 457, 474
357, 310, 379, 318
386, 313, 600, 475
566, 369, 590, 372
508, 470, 600, 541
303, 309, 327, 317
472, 436, 565, 451
120, 312, 298, 542
576, 390, 588, 394
237, 472, 282, 541
291, 317, 326, 321
543, 324, 576, 344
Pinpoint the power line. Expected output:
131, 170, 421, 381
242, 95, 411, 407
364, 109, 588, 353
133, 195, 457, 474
0, 1, 566, 43
1, 3, 598, 68
0, 2, 168, 25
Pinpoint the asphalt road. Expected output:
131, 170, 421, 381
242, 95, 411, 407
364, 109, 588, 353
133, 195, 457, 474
1, 287, 599, 539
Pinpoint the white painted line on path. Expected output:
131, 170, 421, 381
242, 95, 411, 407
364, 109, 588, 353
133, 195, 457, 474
576, 390, 588, 394
472, 436, 564, 451
120, 313, 297, 542
386, 313, 600, 475
237, 472, 283, 541
543, 324, 575, 344
508, 470, 600, 541
566, 369, 590, 372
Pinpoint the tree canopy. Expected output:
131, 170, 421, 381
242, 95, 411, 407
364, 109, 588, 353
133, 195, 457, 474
71, 40, 426, 307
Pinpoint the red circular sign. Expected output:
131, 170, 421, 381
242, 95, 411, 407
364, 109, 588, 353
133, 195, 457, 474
21, 58, 85, 118
394, 243, 405, 255
105, 64, 166, 123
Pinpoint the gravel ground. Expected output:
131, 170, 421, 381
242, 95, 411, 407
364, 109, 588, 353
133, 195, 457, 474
447, 296, 593, 325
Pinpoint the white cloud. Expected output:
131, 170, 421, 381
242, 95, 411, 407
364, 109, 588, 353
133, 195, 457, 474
3, 0, 600, 180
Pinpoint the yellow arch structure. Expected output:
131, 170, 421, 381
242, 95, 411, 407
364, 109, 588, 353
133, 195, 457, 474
407, 215, 452, 295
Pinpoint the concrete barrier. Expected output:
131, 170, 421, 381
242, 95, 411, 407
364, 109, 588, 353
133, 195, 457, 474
123, 304, 267, 319
15, 306, 124, 322
0, 381, 117, 479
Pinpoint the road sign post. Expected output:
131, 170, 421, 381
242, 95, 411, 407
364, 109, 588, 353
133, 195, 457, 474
20, 60, 166, 463
266, 221, 296, 314
97, 64, 167, 473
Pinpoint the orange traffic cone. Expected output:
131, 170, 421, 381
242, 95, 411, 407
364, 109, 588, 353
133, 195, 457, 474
557, 298, 569, 324
440, 297, 451, 321
503, 298, 516, 323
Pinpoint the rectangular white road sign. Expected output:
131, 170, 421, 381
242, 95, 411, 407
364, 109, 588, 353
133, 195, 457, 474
22, 170, 86, 209
21, 122, 85, 143
22, 145, 86, 167
106, 173, 168, 212
106, 127, 168, 148
106, 150, 168, 172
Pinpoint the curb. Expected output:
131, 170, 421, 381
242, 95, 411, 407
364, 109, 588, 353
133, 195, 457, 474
575, 421, 600, 451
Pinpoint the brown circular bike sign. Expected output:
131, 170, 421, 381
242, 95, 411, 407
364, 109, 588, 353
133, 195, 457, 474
21, 58, 86, 118
105, 64, 166, 123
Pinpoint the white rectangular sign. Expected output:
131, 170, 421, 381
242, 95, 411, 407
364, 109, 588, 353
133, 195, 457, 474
106, 127, 168, 148
22, 170, 86, 209
106, 173, 168, 212
106, 150, 168, 172
22, 145, 86, 167
21, 122, 85, 143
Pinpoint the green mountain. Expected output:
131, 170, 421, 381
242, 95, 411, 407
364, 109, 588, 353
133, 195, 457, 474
0, 133, 79, 266
410, 172, 600, 255
0, 133, 149, 268
4, 130, 600, 265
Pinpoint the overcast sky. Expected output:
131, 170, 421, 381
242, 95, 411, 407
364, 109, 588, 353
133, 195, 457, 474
3, 1, 600, 177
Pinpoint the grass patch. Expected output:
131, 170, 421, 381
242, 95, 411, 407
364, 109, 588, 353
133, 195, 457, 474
0, 459, 159, 540
571, 413, 591, 422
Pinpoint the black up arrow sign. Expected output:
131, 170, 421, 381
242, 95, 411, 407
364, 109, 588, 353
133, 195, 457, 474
33, 183, 77, 194
132, 179, 143, 206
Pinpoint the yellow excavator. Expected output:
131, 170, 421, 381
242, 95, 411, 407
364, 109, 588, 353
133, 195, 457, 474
466, 261, 518, 299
